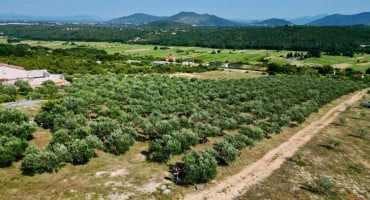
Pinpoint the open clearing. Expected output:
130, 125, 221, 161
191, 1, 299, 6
184, 89, 368, 200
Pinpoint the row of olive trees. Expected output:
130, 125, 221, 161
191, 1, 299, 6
24, 74, 368, 177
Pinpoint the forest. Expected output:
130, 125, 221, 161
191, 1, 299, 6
1, 25, 370, 55
2, 74, 368, 184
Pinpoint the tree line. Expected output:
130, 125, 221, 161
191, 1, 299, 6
1, 25, 370, 54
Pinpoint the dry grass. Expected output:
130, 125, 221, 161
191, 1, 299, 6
240, 93, 370, 200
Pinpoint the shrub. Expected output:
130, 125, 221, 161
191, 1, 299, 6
214, 141, 240, 164
105, 129, 135, 155
239, 126, 264, 141
0, 122, 36, 140
50, 129, 70, 145
67, 139, 95, 165
21, 146, 59, 176
0, 136, 28, 167
315, 176, 335, 194
85, 135, 104, 150
0, 108, 29, 124
47, 143, 71, 163
0, 146, 14, 167
14, 80, 33, 95
225, 134, 254, 150
148, 139, 171, 162
89, 118, 120, 140
180, 149, 218, 185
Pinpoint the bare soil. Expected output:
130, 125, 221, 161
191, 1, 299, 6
184, 89, 368, 200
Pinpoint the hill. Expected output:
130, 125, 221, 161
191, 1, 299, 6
165, 11, 236, 26
108, 13, 165, 25
289, 14, 328, 25
309, 12, 370, 26
253, 18, 293, 26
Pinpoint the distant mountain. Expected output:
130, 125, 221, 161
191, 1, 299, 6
288, 14, 328, 25
308, 12, 370, 26
166, 12, 236, 26
252, 18, 293, 26
108, 13, 165, 25
0, 14, 102, 22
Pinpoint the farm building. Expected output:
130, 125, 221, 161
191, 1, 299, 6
0, 63, 69, 88
151, 61, 170, 66
164, 55, 176, 62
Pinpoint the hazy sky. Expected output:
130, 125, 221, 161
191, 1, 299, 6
1, 0, 370, 19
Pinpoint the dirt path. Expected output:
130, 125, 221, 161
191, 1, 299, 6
184, 89, 368, 200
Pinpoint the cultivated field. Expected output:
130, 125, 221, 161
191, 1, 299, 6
241, 92, 370, 200
0, 74, 368, 199
1, 36, 369, 72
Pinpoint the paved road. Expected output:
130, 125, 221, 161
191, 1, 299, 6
1, 99, 45, 107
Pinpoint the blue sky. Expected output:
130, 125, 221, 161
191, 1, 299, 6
1, 0, 370, 19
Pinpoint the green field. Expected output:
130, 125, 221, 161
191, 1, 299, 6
1, 36, 370, 73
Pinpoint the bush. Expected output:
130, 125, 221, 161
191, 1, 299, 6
47, 143, 71, 163
21, 146, 59, 176
105, 129, 135, 155
225, 134, 254, 150
213, 141, 240, 164
239, 126, 264, 141
0, 136, 28, 167
50, 129, 70, 145
180, 149, 218, 185
89, 118, 120, 140
14, 80, 33, 95
85, 135, 104, 150
0, 108, 29, 124
0, 146, 14, 167
315, 176, 335, 194
68, 139, 95, 165
0, 122, 36, 140
148, 139, 171, 162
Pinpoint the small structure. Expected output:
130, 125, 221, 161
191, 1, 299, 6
127, 60, 142, 64
151, 61, 170, 66
0, 63, 69, 88
181, 61, 195, 66
164, 55, 176, 62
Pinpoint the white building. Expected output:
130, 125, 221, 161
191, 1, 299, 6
0, 63, 69, 88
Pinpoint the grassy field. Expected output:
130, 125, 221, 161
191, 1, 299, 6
240, 93, 370, 200
1, 36, 369, 72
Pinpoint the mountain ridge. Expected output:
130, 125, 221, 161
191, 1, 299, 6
308, 12, 370, 25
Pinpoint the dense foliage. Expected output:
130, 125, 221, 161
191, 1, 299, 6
1, 25, 370, 54
0, 108, 35, 167
0, 43, 217, 75
28, 74, 368, 178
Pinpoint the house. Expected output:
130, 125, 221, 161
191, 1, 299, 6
181, 61, 195, 66
164, 55, 176, 62
151, 61, 170, 66
127, 60, 142, 64
0, 63, 69, 88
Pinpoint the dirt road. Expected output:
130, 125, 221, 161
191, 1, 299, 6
184, 89, 368, 200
